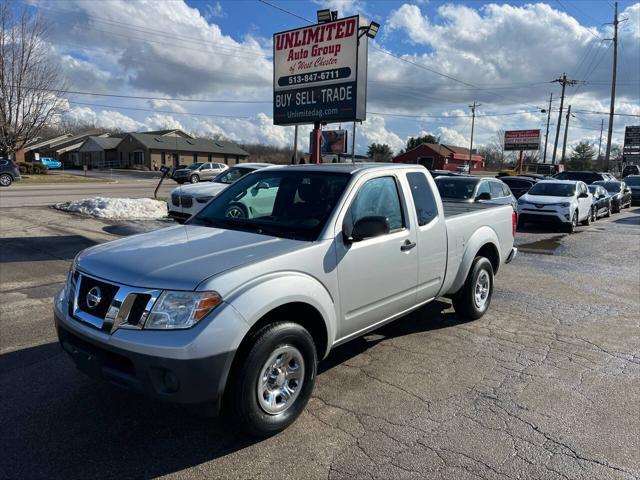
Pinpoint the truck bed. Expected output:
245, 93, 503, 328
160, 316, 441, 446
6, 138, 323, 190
442, 201, 502, 218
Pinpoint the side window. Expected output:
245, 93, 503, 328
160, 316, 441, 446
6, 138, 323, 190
406, 172, 438, 226
501, 184, 512, 197
476, 181, 491, 198
490, 181, 504, 198
351, 176, 404, 231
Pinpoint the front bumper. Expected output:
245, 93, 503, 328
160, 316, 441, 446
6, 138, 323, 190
518, 204, 571, 225
54, 293, 247, 412
168, 210, 191, 222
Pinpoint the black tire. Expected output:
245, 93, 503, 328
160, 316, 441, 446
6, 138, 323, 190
228, 322, 317, 437
566, 211, 578, 233
225, 203, 248, 219
0, 173, 12, 187
452, 257, 494, 321
190, 174, 200, 183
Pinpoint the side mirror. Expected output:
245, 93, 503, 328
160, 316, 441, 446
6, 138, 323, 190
255, 181, 270, 190
579, 192, 589, 198
344, 216, 390, 243
476, 192, 491, 201
625, 188, 631, 194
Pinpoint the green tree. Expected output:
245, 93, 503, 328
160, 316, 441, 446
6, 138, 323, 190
367, 143, 394, 162
568, 141, 595, 170
405, 134, 439, 152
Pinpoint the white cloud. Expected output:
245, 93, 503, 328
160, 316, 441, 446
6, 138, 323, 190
204, 2, 225, 20
312, 0, 367, 17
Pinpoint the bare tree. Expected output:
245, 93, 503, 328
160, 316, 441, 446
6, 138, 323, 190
0, 1, 66, 158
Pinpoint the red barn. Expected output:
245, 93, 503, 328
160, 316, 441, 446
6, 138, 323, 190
392, 143, 485, 172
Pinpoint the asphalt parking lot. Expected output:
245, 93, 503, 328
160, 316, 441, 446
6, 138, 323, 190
1, 206, 639, 479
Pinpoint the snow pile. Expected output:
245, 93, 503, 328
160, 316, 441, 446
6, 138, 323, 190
56, 197, 167, 220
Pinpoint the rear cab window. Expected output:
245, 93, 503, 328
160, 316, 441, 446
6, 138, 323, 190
406, 172, 438, 226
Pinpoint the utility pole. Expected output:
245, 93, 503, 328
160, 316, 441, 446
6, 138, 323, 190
543, 92, 553, 163
561, 105, 572, 164
604, 1, 619, 170
468, 101, 480, 171
551, 73, 578, 164
598, 119, 604, 160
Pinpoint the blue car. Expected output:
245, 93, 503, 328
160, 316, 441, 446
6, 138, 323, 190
36, 157, 62, 169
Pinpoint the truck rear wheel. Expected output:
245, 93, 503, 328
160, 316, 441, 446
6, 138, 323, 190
452, 257, 494, 320
228, 322, 317, 437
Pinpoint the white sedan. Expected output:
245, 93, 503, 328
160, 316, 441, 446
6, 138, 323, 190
517, 180, 592, 233
168, 163, 272, 222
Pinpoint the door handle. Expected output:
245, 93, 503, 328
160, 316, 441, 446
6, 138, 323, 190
401, 240, 416, 251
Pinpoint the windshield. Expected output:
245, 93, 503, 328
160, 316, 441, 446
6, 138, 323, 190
593, 181, 621, 193
527, 182, 575, 197
434, 177, 479, 200
212, 167, 254, 184
554, 172, 600, 183
191, 170, 351, 241
187, 163, 203, 170
625, 176, 640, 186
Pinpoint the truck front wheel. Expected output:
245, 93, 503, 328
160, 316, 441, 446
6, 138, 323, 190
452, 257, 494, 320
228, 322, 317, 437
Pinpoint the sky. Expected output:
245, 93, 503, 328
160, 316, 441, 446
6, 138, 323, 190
21, 0, 640, 156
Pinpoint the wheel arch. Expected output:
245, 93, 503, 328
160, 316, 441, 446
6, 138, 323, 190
447, 226, 501, 295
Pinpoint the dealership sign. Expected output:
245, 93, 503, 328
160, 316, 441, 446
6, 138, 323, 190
273, 16, 367, 126
504, 129, 541, 151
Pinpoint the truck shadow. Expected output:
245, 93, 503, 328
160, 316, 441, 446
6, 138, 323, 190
0, 235, 98, 262
0, 301, 456, 479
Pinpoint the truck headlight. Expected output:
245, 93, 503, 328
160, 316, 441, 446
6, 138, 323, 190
144, 291, 222, 329
196, 196, 213, 204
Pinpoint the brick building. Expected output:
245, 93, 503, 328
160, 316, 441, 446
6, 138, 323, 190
392, 143, 485, 172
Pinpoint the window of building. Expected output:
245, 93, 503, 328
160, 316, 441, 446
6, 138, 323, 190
133, 151, 144, 165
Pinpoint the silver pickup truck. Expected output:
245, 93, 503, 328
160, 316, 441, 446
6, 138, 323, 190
54, 164, 516, 436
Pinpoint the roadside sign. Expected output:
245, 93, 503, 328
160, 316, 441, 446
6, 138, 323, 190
623, 125, 640, 164
273, 16, 367, 126
310, 129, 348, 154
504, 130, 540, 151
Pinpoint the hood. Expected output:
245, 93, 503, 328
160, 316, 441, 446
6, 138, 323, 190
76, 225, 304, 290
520, 194, 575, 204
170, 182, 228, 198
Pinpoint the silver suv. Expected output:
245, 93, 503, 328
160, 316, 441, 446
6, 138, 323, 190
172, 162, 228, 184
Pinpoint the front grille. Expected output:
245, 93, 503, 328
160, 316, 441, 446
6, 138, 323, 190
127, 293, 152, 326
77, 276, 119, 319
172, 194, 180, 206
180, 196, 193, 208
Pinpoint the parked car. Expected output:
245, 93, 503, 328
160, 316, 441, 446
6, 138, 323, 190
588, 185, 611, 220
0, 158, 21, 186
168, 163, 272, 222
517, 180, 592, 233
36, 157, 62, 169
55, 163, 517, 436
456, 164, 470, 174
622, 165, 640, 178
592, 181, 632, 213
625, 175, 640, 204
434, 176, 517, 213
172, 162, 229, 184
553, 171, 611, 184
499, 176, 538, 199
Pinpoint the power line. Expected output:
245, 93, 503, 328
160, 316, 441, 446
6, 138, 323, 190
13, 85, 271, 104
67, 101, 250, 119
257, 0, 544, 110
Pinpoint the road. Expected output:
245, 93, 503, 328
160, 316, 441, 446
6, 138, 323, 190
0, 178, 176, 207
1, 206, 639, 479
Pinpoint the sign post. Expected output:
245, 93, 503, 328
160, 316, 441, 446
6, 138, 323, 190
273, 15, 368, 163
